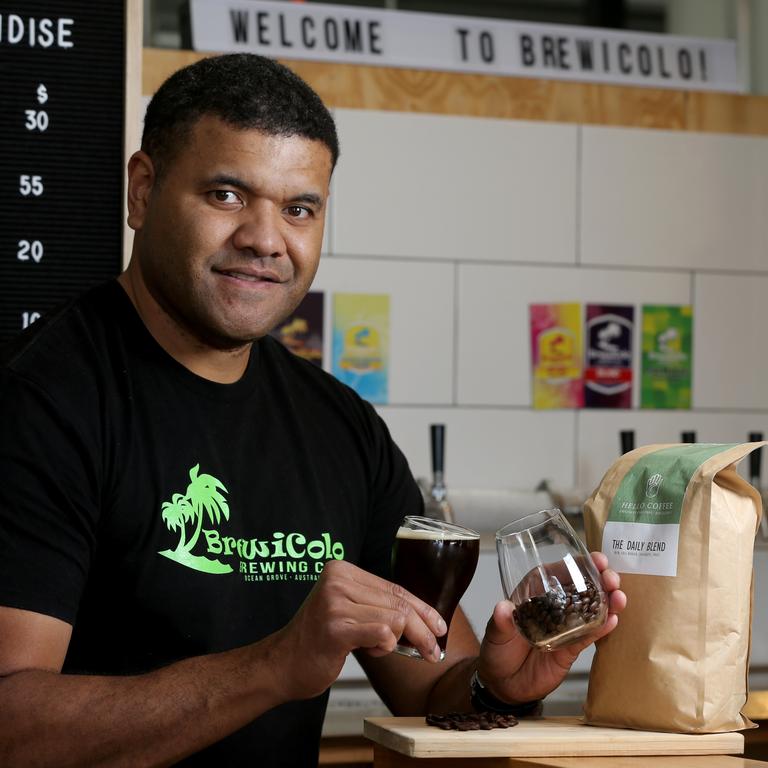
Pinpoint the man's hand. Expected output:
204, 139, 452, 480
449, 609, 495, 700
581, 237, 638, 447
272, 560, 448, 701
476, 551, 626, 705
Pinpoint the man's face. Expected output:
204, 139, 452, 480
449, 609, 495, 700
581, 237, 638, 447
129, 115, 332, 348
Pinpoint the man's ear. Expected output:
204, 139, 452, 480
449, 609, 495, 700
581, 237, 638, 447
126, 151, 156, 231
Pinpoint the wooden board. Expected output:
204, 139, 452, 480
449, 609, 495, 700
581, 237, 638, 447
363, 717, 744, 759
143, 48, 768, 137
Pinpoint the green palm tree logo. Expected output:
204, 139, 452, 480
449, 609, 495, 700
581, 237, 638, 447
158, 464, 233, 574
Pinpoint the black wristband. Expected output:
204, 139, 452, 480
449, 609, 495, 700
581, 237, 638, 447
469, 671, 542, 717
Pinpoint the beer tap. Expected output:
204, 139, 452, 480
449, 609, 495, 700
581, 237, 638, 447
423, 424, 454, 523
748, 432, 768, 539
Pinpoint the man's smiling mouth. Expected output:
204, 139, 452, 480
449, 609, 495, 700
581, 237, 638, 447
216, 268, 282, 283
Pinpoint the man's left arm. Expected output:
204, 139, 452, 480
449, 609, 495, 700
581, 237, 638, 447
358, 554, 625, 716
357, 606, 479, 715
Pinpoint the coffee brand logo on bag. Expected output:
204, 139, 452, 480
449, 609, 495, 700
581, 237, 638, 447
157, 464, 344, 582
645, 473, 663, 498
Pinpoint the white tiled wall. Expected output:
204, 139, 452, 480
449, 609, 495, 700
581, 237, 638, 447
331, 110, 578, 264
694, 272, 768, 409
581, 126, 768, 272
323, 108, 768, 514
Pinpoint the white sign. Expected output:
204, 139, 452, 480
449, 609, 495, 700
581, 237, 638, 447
190, 0, 742, 93
602, 521, 680, 577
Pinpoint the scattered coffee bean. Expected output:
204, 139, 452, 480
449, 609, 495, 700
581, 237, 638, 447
512, 576, 606, 646
425, 712, 519, 731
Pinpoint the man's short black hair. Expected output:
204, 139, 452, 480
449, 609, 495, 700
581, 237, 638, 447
142, 53, 339, 178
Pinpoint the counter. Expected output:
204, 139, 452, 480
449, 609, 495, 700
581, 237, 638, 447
363, 717, 759, 768
369, 751, 766, 767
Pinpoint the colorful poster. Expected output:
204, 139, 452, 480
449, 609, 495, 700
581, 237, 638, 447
270, 291, 324, 367
332, 293, 389, 404
530, 303, 583, 409
641, 305, 693, 409
584, 304, 634, 409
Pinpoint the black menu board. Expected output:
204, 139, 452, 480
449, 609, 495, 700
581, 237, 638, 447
0, 2, 125, 343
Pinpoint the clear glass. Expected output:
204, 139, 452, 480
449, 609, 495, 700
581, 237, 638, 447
495, 508, 607, 651
390, 515, 479, 661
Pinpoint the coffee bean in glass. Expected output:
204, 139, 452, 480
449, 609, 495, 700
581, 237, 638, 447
496, 509, 607, 651
391, 516, 480, 660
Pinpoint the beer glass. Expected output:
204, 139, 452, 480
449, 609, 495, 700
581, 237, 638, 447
390, 515, 480, 661
496, 509, 606, 651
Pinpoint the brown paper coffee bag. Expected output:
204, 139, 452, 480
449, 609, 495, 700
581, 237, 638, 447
584, 442, 764, 733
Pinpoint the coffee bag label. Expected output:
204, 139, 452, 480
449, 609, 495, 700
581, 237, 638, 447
602, 521, 680, 576
602, 443, 737, 576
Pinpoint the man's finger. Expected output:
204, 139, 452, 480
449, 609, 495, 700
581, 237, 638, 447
387, 580, 447, 637
331, 619, 398, 656
608, 588, 627, 615
483, 600, 521, 645
599, 568, 620, 593
478, 601, 533, 685
319, 561, 446, 660
335, 602, 441, 661
323, 560, 447, 638
355, 565, 448, 637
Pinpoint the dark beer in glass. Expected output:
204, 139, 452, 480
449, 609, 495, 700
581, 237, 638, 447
391, 516, 480, 660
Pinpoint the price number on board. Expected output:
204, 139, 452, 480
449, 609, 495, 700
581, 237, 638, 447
21, 312, 42, 329
17, 240, 44, 263
19, 175, 44, 197
24, 85, 50, 131
25, 110, 49, 131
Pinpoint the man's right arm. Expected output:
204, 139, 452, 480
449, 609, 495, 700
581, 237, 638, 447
0, 560, 446, 768
0, 606, 290, 767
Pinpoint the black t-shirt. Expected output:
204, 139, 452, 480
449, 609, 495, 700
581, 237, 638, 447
0, 280, 422, 765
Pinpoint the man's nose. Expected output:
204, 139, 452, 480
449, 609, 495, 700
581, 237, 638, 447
231, 203, 286, 258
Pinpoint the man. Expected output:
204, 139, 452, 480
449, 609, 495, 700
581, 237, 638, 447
0, 54, 625, 766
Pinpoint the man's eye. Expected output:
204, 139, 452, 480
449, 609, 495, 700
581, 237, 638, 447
211, 190, 241, 204
286, 205, 310, 219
